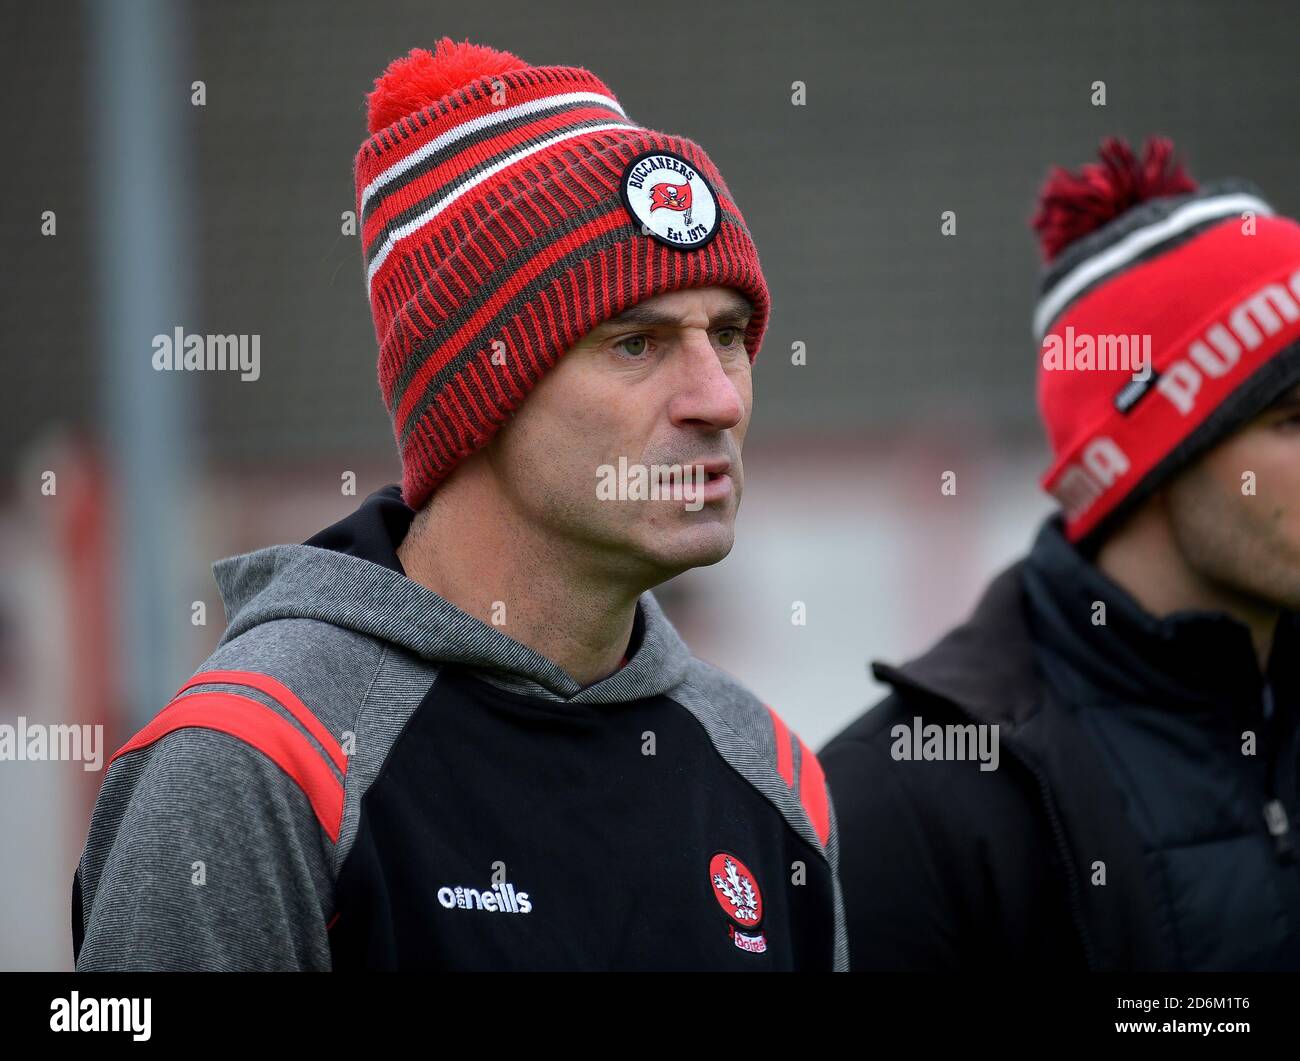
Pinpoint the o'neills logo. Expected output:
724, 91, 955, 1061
620, 149, 720, 250
709, 851, 767, 954
437, 880, 532, 914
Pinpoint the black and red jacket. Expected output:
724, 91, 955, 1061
73, 485, 847, 970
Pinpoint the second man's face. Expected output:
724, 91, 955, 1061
1166, 383, 1300, 613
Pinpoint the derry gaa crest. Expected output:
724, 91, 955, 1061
709, 851, 768, 953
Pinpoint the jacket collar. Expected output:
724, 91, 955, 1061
1020, 515, 1298, 714
872, 560, 1039, 727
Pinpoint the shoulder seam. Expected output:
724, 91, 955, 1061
331, 642, 392, 876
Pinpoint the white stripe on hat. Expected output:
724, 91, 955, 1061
365, 120, 638, 293
360, 91, 632, 215
1032, 192, 1273, 340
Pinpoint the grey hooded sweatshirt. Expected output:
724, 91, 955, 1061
72, 485, 847, 970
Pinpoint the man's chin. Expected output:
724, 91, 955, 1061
624, 522, 736, 578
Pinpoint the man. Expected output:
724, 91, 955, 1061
822, 137, 1300, 970
72, 37, 846, 971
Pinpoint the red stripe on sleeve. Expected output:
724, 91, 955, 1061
796, 738, 831, 847
174, 669, 347, 775
766, 704, 795, 787
108, 691, 345, 844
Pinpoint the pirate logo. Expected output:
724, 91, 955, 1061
708, 851, 768, 954
620, 148, 720, 250
650, 180, 694, 225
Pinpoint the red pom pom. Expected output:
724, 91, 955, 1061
1030, 136, 1198, 263
366, 37, 531, 134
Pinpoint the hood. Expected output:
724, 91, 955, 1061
872, 514, 1300, 720
210, 484, 694, 704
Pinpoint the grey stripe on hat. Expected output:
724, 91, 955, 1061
363, 109, 638, 256
367, 120, 638, 291
1033, 187, 1273, 340
390, 199, 753, 448
360, 89, 631, 217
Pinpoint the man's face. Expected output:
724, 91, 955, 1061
1164, 382, 1300, 611
482, 285, 754, 583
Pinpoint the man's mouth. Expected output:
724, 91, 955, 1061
694, 458, 732, 481
660, 459, 734, 505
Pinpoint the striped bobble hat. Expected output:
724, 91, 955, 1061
1030, 136, 1300, 545
354, 37, 771, 509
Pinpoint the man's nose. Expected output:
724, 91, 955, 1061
666, 333, 746, 432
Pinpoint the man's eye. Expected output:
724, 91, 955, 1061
616, 335, 649, 357
716, 327, 742, 347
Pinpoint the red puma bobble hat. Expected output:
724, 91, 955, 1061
1032, 137, 1300, 544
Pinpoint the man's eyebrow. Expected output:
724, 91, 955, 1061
593, 294, 754, 332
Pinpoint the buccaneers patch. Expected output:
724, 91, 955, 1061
620, 149, 720, 250
709, 851, 767, 954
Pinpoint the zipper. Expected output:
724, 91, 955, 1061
1260, 681, 1295, 863
1016, 744, 1100, 970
